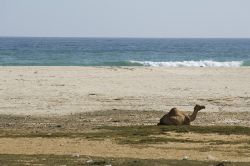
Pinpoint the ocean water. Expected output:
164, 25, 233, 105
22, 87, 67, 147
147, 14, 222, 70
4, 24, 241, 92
0, 37, 250, 67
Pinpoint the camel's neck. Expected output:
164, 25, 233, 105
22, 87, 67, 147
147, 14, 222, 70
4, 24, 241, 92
190, 110, 199, 122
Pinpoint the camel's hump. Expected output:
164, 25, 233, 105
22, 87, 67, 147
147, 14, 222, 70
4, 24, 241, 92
168, 108, 179, 116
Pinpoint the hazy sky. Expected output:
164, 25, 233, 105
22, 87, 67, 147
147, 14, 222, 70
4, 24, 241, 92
1, 0, 250, 38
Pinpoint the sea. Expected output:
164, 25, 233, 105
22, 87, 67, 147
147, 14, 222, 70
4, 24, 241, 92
0, 37, 250, 67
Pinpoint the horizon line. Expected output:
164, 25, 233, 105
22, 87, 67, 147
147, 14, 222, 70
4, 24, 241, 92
1, 36, 250, 39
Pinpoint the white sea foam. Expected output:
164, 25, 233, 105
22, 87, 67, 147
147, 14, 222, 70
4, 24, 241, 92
131, 60, 243, 67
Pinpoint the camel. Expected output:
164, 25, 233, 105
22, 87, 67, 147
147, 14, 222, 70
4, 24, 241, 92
157, 105, 205, 125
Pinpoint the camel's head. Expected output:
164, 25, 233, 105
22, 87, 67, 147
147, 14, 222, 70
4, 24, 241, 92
194, 104, 205, 112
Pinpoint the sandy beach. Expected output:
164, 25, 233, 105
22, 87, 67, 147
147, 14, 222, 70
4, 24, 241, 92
0, 67, 250, 165
0, 67, 249, 115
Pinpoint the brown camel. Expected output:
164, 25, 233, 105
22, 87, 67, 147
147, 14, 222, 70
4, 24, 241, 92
157, 105, 205, 125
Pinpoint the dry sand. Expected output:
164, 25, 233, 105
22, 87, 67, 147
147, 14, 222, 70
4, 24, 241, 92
0, 67, 250, 163
0, 67, 249, 115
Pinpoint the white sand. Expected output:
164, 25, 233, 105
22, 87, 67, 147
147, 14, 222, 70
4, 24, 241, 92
0, 67, 249, 115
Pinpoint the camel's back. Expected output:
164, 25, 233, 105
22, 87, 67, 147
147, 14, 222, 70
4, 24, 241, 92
158, 108, 188, 125
158, 108, 180, 125
168, 108, 187, 117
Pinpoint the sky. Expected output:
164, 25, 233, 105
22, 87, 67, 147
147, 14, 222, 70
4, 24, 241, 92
0, 0, 250, 38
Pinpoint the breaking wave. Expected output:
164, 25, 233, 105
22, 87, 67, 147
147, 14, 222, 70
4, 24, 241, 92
130, 60, 244, 67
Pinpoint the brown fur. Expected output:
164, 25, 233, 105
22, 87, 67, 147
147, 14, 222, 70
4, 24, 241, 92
157, 105, 205, 126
